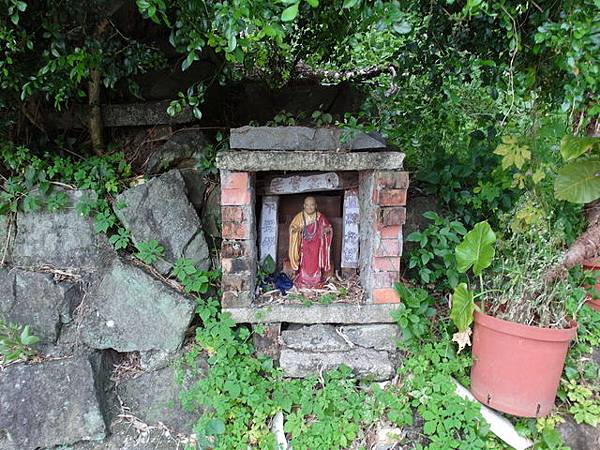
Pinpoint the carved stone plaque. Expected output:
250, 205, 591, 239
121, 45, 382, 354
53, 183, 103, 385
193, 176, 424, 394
259, 196, 279, 263
341, 189, 359, 268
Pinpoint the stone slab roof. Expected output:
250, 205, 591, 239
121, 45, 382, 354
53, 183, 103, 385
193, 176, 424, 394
230, 126, 386, 151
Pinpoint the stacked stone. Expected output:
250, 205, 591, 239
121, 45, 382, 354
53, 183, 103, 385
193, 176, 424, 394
363, 170, 408, 305
0, 169, 211, 449
279, 324, 400, 381
220, 170, 258, 308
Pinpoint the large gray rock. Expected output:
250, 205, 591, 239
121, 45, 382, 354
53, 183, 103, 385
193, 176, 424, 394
0, 357, 107, 450
281, 324, 352, 352
340, 324, 400, 351
230, 126, 386, 151
114, 170, 210, 274
42, 422, 181, 450
0, 268, 80, 344
280, 347, 394, 381
558, 417, 600, 450
180, 168, 208, 215
80, 259, 195, 353
146, 130, 208, 175
13, 190, 113, 270
118, 363, 206, 434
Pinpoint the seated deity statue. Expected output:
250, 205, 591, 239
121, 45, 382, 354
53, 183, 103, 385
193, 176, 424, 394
288, 196, 333, 288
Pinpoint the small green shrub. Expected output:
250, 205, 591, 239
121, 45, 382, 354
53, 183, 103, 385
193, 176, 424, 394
134, 240, 164, 265
391, 284, 436, 348
406, 211, 466, 290
0, 320, 40, 364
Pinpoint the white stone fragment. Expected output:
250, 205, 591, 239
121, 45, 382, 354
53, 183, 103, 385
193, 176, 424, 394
271, 411, 288, 450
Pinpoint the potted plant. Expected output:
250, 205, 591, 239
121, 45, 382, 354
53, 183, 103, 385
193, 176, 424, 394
450, 209, 581, 417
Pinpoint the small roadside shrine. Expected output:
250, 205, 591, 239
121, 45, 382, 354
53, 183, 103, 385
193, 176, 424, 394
216, 126, 409, 379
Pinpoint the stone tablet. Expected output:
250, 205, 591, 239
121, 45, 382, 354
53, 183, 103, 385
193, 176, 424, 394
259, 196, 279, 264
341, 189, 360, 268
269, 172, 339, 194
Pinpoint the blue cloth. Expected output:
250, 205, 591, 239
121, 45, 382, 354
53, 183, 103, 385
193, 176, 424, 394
270, 273, 293, 295
263, 272, 294, 295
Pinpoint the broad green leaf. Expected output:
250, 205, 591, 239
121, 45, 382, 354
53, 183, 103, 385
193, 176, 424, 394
560, 135, 599, 161
554, 160, 600, 204
455, 221, 496, 275
393, 21, 412, 34
227, 33, 237, 52
450, 283, 475, 332
343, 0, 360, 7
281, 3, 299, 21
261, 254, 276, 274
20, 325, 39, 346
306, 0, 319, 6
206, 418, 225, 435
422, 211, 439, 220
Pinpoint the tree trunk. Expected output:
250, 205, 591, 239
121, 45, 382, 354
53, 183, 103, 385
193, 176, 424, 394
546, 200, 600, 282
88, 68, 104, 155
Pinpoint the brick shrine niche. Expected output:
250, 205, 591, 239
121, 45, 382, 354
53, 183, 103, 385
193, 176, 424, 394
217, 126, 408, 325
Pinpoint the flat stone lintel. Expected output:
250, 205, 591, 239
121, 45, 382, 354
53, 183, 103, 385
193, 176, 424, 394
216, 150, 405, 172
230, 126, 386, 151
223, 303, 399, 324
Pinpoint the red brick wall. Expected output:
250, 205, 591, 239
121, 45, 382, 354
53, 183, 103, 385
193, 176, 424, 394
220, 171, 257, 308
370, 171, 408, 304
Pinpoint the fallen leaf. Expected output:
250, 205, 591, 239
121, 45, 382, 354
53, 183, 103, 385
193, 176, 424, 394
452, 328, 472, 353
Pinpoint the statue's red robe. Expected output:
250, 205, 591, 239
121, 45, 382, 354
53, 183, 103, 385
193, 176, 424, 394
289, 212, 333, 288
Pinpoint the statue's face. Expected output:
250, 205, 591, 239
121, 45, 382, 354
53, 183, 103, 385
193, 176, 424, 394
303, 197, 317, 215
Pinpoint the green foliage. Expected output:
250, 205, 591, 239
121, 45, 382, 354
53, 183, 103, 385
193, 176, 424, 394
450, 283, 476, 333
555, 159, 600, 204
134, 240, 164, 265
94, 210, 116, 233
167, 82, 206, 120
0, 319, 39, 364
197, 132, 227, 177
398, 341, 496, 450
449, 221, 496, 339
392, 284, 435, 348
318, 292, 335, 305
257, 254, 276, 288
180, 298, 378, 450
310, 110, 333, 126
493, 136, 531, 170
0, 145, 131, 216
560, 135, 599, 161
1, 0, 166, 114
108, 227, 130, 250
556, 304, 600, 428
176, 265, 508, 450
170, 258, 219, 295
455, 221, 496, 276
415, 146, 516, 227
406, 212, 466, 290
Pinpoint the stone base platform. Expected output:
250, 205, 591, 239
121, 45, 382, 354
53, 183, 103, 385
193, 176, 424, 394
225, 303, 399, 324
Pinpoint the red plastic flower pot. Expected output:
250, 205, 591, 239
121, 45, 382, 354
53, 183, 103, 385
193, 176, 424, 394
582, 259, 600, 312
470, 311, 577, 417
